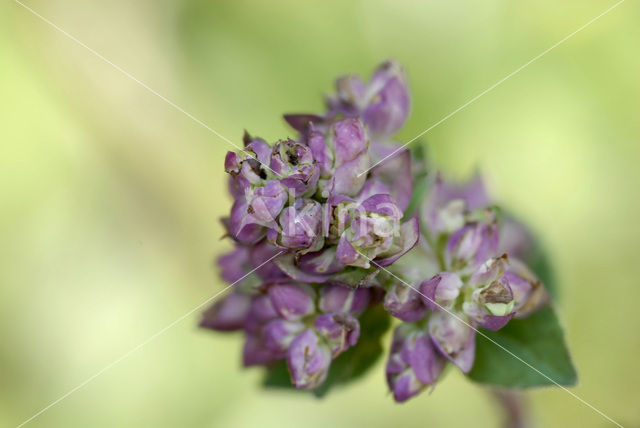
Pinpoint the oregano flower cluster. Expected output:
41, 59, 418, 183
201, 61, 551, 401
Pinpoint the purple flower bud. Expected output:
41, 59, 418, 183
270, 139, 319, 196
334, 194, 412, 268
369, 146, 413, 212
419, 272, 463, 311
319, 284, 371, 315
314, 313, 360, 356
272, 253, 336, 284
262, 319, 305, 353
472, 278, 514, 315
428, 312, 476, 373
242, 294, 289, 366
384, 283, 427, 322
327, 61, 410, 140
217, 245, 251, 284
463, 302, 515, 331
225, 137, 272, 195
309, 118, 370, 198
249, 294, 279, 323
462, 256, 516, 330
243, 294, 279, 336
228, 200, 266, 244
503, 259, 549, 318
499, 218, 534, 260
386, 325, 445, 402
445, 220, 499, 272
422, 173, 491, 236
247, 181, 288, 225
249, 240, 287, 281
268, 283, 316, 321
283, 113, 325, 134
200, 292, 252, 332
243, 333, 281, 367
287, 329, 332, 389
469, 254, 509, 288
228, 181, 288, 243
267, 198, 324, 252
296, 247, 346, 276
362, 61, 410, 138
330, 75, 367, 115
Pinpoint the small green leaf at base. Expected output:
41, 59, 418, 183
468, 305, 577, 388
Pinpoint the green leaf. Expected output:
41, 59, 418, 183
262, 305, 392, 396
411, 142, 429, 163
468, 305, 577, 388
262, 359, 293, 389
403, 173, 429, 219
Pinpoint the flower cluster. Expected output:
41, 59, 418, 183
201, 61, 550, 402
383, 174, 549, 401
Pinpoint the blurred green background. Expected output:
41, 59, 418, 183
1, 0, 638, 426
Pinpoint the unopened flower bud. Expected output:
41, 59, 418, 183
446, 220, 499, 272
419, 272, 463, 311
309, 118, 370, 198
268, 283, 316, 321
386, 324, 445, 402
463, 256, 516, 330
503, 259, 549, 318
287, 329, 332, 389
327, 60, 410, 140
318, 284, 371, 315
384, 282, 427, 322
225, 137, 272, 195
315, 313, 360, 356
262, 319, 305, 353
200, 292, 251, 332
267, 198, 324, 252
335, 194, 418, 268
428, 311, 476, 373
270, 139, 319, 196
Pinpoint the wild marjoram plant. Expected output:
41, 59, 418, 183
200, 61, 576, 402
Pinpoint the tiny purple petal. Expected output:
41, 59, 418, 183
376, 217, 420, 267
297, 247, 346, 276
268, 283, 316, 321
200, 293, 252, 332
409, 334, 445, 385
283, 113, 325, 133
287, 329, 332, 389
248, 180, 288, 224
419, 272, 463, 311
262, 319, 305, 353
362, 60, 410, 138
384, 283, 427, 322
243, 333, 281, 367
319, 284, 371, 315
370, 145, 413, 212
273, 253, 333, 283
336, 234, 360, 265
314, 313, 360, 356
332, 118, 368, 165
217, 246, 251, 283
429, 312, 476, 373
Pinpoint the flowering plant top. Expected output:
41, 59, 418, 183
201, 61, 576, 401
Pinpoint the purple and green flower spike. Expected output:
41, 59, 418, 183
202, 61, 576, 402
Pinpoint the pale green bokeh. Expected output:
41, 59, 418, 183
1, 1, 638, 426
